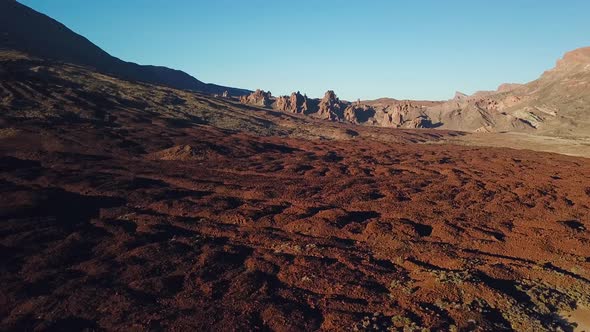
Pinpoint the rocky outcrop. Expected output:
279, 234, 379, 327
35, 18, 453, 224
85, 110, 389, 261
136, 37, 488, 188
376, 110, 403, 127
238, 88, 441, 128
343, 104, 376, 124
240, 89, 272, 107
275, 91, 310, 114
317, 90, 345, 121
406, 116, 435, 128
359, 100, 435, 128
275, 96, 289, 111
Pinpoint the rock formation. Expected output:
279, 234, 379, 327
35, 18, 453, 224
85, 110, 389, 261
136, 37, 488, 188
406, 116, 435, 128
275, 91, 310, 114
343, 104, 376, 124
0, 1, 251, 96
237, 46, 590, 137
239, 89, 440, 129
240, 89, 272, 107
317, 90, 345, 121
354, 99, 438, 128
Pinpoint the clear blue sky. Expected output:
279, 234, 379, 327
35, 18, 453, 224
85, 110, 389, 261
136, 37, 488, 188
18, 0, 590, 100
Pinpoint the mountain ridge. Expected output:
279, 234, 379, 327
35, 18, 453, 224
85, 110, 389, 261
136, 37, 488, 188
0, 0, 250, 96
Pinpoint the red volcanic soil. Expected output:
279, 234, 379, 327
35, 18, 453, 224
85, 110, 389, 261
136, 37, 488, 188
1, 117, 590, 331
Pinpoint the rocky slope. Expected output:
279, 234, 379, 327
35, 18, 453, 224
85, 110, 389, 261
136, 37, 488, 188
424, 47, 590, 137
0, 0, 250, 96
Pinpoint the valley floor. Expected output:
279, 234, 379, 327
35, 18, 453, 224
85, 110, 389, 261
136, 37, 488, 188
1, 118, 590, 331
446, 132, 590, 159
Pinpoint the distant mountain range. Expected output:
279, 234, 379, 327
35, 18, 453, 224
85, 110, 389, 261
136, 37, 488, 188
0, 0, 250, 96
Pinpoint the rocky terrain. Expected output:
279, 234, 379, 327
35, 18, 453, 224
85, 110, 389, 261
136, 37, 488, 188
2, 1, 590, 331
240, 90, 440, 129
2, 49, 590, 331
240, 48, 590, 140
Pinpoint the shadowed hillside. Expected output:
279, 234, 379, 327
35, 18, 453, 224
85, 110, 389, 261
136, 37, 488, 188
0, 0, 250, 96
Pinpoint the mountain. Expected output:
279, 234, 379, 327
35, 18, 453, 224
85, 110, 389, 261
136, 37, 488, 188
0, 0, 250, 96
423, 47, 590, 137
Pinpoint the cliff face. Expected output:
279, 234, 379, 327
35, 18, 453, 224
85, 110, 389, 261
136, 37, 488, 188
240, 89, 272, 107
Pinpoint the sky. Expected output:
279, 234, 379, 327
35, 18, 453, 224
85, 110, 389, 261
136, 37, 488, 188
18, 0, 590, 101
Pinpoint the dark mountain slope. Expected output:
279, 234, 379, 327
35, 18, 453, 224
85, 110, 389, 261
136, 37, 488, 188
0, 0, 250, 95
